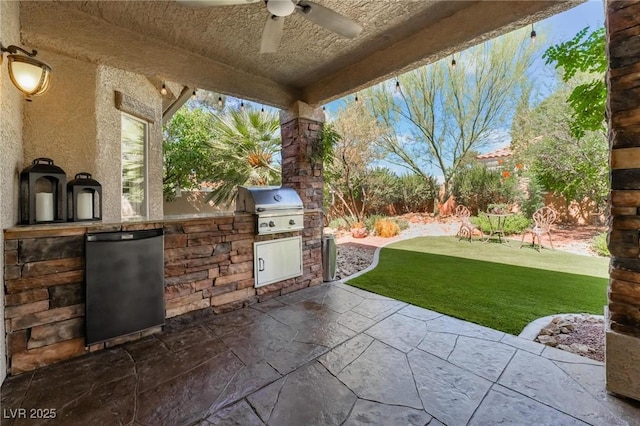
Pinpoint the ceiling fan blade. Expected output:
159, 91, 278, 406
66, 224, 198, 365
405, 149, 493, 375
296, 1, 362, 39
177, 0, 261, 7
260, 15, 285, 53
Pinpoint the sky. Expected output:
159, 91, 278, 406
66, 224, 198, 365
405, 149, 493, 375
529, 0, 605, 99
322, 0, 606, 178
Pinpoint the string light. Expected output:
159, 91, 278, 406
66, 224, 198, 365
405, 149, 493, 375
160, 82, 167, 96
218, 96, 223, 106
530, 23, 537, 42
191, 89, 196, 99
395, 80, 400, 92
451, 56, 457, 68
261, 106, 265, 113
322, 105, 326, 111
240, 101, 245, 111
355, 94, 359, 102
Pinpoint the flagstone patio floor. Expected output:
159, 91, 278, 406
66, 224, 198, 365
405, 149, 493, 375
2, 282, 639, 425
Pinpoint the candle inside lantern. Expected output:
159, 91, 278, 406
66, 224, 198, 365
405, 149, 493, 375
35, 192, 54, 221
77, 192, 93, 220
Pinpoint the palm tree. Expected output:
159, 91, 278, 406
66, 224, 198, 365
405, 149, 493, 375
205, 108, 281, 205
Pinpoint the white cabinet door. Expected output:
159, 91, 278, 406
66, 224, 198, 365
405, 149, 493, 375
254, 236, 302, 288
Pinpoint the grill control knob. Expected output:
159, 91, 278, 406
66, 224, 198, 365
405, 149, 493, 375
269, 221, 276, 227
289, 219, 296, 225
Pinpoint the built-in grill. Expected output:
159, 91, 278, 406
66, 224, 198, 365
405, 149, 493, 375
236, 186, 304, 235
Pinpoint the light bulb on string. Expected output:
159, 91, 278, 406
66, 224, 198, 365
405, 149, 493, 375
218, 96, 223, 106
160, 82, 167, 96
395, 80, 400, 92
530, 24, 537, 42
355, 94, 359, 102
451, 56, 457, 68
191, 89, 196, 99
240, 101, 245, 111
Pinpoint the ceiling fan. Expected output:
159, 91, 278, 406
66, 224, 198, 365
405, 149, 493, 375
178, 0, 363, 53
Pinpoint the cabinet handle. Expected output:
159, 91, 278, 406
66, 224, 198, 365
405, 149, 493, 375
258, 258, 265, 271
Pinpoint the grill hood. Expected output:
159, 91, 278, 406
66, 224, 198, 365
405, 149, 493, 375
236, 186, 303, 213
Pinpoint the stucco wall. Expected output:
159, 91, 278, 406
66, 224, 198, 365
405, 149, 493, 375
23, 50, 97, 182
22, 58, 162, 223
0, 0, 24, 383
163, 191, 229, 217
96, 65, 163, 222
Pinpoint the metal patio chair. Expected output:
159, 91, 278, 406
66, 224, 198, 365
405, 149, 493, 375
520, 206, 557, 252
455, 205, 481, 242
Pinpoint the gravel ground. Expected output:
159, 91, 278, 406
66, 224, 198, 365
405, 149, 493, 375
551, 317, 605, 362
336, 244, 377, 280
335, 219, 605, 360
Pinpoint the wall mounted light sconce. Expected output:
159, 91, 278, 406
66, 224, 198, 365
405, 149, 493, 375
1, 44, 52, 101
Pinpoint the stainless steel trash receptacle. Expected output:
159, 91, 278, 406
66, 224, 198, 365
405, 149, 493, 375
322, 234, 337, 281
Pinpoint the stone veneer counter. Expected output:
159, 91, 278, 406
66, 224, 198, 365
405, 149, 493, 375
3, 212, 323, 375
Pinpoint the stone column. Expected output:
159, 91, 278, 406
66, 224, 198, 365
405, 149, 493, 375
279, 101, 325, 289
280, 101, 325, 209
606, 0, 640, 402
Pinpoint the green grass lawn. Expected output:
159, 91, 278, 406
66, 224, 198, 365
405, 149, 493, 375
347, 236, 609, 335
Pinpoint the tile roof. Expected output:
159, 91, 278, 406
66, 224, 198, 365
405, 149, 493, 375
476, 146, 513, 160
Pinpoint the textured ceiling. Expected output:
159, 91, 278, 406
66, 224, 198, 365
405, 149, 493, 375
19, 0, 580, 109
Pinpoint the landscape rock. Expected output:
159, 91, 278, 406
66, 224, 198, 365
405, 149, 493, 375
569, 343, 589, 354
536, 335, 558, 346
534, 314, 604, 362
336, 245, 376, 280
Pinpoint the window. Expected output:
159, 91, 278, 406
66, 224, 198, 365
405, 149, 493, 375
121, 113, 148, 219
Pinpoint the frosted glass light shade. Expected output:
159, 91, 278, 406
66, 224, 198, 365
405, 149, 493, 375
267, 0, 295, 16
7, 54, 52, 98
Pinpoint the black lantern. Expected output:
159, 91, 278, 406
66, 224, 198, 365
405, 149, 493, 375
20, 158, 67, 224
67, 173, 102, 222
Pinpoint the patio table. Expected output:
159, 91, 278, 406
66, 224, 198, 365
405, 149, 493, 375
483, 212, 511, 243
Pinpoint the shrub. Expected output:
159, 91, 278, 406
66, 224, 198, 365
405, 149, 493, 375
591, 232, 610, 257
451, 164, 519, 214
519, 176, 546, 218
471, 213, 531, 235
394, 217, 410, 231
397, 174, 438, 213
366, 168, 402, 215
364, 215, 384, 232
375, 219, 401, 237
329, 217, 351, 230
364, 215, 410, 234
